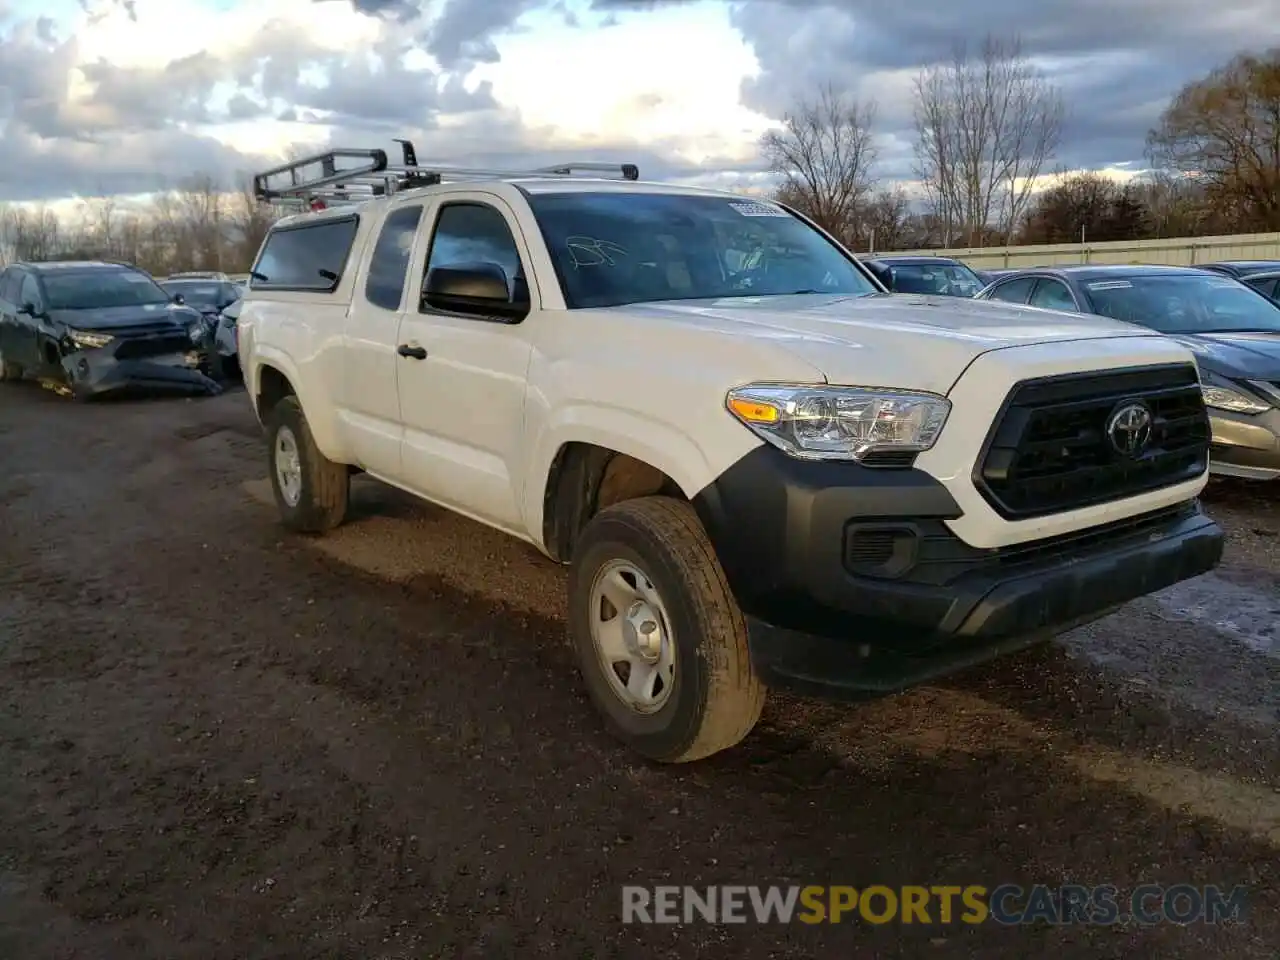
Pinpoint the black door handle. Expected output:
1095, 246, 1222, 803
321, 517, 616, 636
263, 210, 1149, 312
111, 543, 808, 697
397, 344, 427, 360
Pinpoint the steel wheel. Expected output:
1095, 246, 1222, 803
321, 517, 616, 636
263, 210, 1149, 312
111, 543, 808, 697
274, 425, 303, 507
588, 558, 676, 714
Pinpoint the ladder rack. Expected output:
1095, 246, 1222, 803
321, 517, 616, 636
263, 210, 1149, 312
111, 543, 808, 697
253, 139, 640, 209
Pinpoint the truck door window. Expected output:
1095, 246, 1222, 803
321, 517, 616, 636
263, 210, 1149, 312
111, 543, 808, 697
421, 203, 525, 306
364, 205, 424, 311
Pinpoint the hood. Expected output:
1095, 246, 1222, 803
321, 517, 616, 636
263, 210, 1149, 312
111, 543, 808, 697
1169, 331, 1280, 380
621, 293, 1161, 395
49, 303, 199, 330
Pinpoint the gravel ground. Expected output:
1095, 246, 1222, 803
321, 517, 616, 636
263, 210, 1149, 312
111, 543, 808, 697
0, 382, 1276, 959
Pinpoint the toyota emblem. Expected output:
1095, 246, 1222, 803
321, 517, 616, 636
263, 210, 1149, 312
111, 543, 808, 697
1106, 401, 1154, 458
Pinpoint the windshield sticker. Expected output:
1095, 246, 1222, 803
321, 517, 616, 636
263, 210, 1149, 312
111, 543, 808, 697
566, 236, 627, 268
1087, 280, 1133, 290
729, 201, 790, 218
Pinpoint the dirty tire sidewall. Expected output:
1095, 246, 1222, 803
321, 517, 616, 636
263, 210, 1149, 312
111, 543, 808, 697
266, 395, 349, 534
569, 496, 765, 763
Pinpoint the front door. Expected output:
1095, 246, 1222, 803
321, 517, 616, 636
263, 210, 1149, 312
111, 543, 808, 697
393, 194, 537, 536
17, 273, 49, 373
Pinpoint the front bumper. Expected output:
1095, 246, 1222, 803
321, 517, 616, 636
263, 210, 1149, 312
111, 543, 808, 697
62, 348, 222, 399
693, 446, 1224, 700
1208, 407, 1280, 480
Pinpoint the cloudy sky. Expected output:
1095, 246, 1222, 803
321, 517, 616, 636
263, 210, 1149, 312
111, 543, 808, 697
2, 0, 1278, 206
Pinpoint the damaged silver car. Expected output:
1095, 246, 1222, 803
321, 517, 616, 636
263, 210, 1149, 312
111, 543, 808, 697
0, 260, 221, 400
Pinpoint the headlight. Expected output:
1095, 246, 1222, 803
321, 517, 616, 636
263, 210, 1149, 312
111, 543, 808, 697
66, 329, 114, 350
187, 318, 209, 344
725, 383, 951, 461
1201, 381, 1269, 414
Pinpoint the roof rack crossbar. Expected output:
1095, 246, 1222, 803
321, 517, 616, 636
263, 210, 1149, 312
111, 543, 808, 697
252, 142, 640, 208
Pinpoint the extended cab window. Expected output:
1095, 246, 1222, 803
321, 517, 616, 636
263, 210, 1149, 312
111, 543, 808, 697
422, 203, 525, 305
526, 192, 878, 309
253, 217, 359, 291
365, 205, 423, 311
987, 277, 1036, 304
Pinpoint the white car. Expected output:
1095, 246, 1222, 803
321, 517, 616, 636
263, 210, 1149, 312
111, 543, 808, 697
236, 144, 1224, 763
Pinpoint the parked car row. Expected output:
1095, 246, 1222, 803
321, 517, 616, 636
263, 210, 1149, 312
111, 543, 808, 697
858, 253, 1280, 485
0, 259, 245, 400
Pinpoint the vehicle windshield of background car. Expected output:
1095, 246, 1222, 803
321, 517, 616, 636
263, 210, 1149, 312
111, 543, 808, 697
161, 281, 239, 311
889, 263, 984, 297
526, 193, 881, 308
43, 270, 173, 311
1086, 274, 1280, 334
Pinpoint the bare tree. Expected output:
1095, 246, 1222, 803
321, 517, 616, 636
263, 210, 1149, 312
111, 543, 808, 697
912, 34, 1064, 245
854, 186, 913, 252
761, 84, 880, 246
0, 174, 285, 275
1147, 49, 1280, 232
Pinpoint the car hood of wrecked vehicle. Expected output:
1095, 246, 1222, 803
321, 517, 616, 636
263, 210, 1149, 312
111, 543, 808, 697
48, 303, 204, 331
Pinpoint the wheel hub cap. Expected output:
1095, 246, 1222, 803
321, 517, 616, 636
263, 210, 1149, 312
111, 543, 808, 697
588, 560, 675, 713
622, 600, 663, 662
275, 427, 303, 507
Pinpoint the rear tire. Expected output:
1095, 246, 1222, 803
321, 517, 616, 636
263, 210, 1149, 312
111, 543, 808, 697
266, 395, 349, 534
569, 496, 765, 763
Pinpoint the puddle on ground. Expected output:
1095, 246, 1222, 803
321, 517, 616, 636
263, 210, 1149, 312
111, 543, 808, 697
1150, 574, 1280, 658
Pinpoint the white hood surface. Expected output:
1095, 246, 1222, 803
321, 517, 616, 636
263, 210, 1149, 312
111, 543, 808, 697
620, 293, 1161, 395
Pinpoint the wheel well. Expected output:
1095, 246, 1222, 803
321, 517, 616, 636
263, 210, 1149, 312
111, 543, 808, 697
256, 365, 295, 421
44, 342, 59, 365
542, 443, 684, 563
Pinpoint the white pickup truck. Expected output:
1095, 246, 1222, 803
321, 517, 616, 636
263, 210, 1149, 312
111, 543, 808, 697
238, 144, 1224, 763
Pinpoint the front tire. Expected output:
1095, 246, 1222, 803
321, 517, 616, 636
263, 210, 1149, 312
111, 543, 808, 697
569, 496, 765, 763
266, 395, 349, 534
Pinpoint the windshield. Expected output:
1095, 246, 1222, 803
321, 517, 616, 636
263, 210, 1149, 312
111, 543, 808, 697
1084, 274, 1280, 334
161, 281, 238, 309
526, 193, 880, 308
887, 262, 983, 297
43, 270, 172, 310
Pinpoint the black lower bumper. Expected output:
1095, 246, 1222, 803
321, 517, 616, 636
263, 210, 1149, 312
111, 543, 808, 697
693, 446, 1225, 700
62, 350, 222, 399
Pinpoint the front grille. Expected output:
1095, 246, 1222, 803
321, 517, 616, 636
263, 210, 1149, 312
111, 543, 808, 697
114, 333, 193, 360
105, 320, 185, 338
975, 364, 1209, 519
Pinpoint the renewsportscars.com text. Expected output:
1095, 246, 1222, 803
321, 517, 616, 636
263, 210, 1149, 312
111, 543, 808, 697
621, 884, 1249, 926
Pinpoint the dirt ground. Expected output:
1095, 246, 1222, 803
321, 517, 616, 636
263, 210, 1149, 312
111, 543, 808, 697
0, 382, 1276, 959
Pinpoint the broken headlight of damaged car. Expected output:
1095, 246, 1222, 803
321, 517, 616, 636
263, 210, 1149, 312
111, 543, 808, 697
186, 316, 212, 346
66, 329, 115, 351
725, 384, 951, 461
1200, 373, 1271, 415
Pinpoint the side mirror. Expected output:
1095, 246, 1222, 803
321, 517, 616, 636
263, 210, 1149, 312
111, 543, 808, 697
18, 302, 35, 316
171, 293, 185, 305
423, 262, 529, 321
